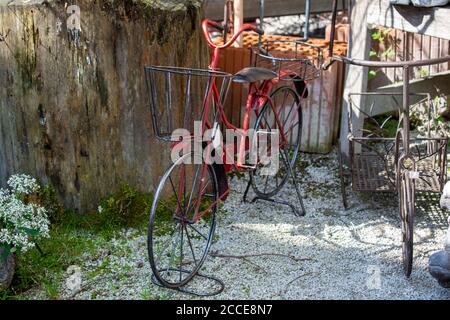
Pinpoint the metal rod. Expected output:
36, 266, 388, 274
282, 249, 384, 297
329, 0, 338, 58
304, 0, 310, 39
403, 36, 411, 157
403, 66, 410, 157
328, 54, 450, 68
259, 0, 264, 48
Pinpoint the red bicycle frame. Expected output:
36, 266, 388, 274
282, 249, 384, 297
201, 20, 290, 170
180, 19, 302, 222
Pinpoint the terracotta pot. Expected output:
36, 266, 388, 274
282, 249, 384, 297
0, 247, 15, 291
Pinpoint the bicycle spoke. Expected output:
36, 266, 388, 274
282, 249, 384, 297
188, 224, 208, 241
251, 86, 300, 198
282, 100, 298, 130
186, 164, 201, 216
169, 176, 184, 215
179, 223, 184, 281
184, 224, 198, 266
183, 164, 187, 213
280, 89, 289, 117
171, 223, 182, 258
154, 228, 177, 265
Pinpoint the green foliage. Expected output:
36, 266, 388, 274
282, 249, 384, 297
417, 67, 428, 78
369, 28, 396, 79
1, 184, 155, 299
227, 170, 246, 180
39, 184, 65, 224
369, 50, 378, 57
382, 46, 395, 59
98, 184, 153, 231
364, 113, 399, 138
368, 70, 377, 80
371, 28, 392, 42
3, 218, 99, 298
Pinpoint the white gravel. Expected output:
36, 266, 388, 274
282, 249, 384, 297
22, 149, 450, 300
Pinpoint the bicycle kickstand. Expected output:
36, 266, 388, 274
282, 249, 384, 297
242, 151, 306, 217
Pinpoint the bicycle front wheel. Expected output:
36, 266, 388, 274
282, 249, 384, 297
250, 85, 302, 198
148, 153, 218, 288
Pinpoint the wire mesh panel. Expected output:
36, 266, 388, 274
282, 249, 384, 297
145, 66, 232, 142
252, 40, 322, 81
346, 92, 448, 193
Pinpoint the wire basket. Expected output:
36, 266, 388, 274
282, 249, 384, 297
145, 66, 232, 142
252, 40, 322, 81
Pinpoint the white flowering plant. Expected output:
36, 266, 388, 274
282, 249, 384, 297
0, 174, 50, 262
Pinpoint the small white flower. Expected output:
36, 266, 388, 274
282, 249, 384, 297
7, 174, 40, 195
98, 205, 103, 214
0, 174, 50, 253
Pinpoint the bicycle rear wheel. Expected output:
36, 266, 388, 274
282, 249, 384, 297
148, 153, 219, 288
250, 85, 302, 198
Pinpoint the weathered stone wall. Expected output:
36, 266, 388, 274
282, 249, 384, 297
0, 0, 208, 212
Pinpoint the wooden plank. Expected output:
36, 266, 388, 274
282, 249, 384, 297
413, 33, 422, 78
204, 0, 345, 21
363, 71, 450, 116
422, 35, 432, 76
367, 0, 450, 41
233, 0, 243, 47
430, 36, 440, 75
440, 39, 450, 72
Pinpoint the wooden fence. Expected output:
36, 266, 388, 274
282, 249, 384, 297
214, 33, 348, 153
368, 28, 450, 90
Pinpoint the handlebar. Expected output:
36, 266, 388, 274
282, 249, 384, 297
322, 54, 450, 70
202, 19, 264, 50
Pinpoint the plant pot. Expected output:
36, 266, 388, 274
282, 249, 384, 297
0, 247, 15, 291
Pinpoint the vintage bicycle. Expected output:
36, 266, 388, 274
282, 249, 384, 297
144, 19, 321, 293
324, 55, 450, 277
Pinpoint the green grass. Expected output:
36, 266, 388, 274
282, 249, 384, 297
1, 183, 155, 300
1, 180, 221, 300
364, 114, 399, 138
3, 212, 104, 299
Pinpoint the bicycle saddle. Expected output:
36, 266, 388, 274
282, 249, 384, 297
233, 67, 277, 83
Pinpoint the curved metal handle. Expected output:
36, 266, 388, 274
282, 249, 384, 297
323, 54, 450, 70
202, 19, 263, 50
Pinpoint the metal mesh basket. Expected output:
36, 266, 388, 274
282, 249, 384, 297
252, 40, 322, 81
347, 92, 448, 193
145, 66, 232, 142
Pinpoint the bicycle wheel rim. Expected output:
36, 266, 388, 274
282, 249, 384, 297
148, 153, 218, 288
251, 86, 302, 198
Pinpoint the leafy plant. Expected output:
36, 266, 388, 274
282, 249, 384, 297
368, 70, 377, 80
371, 28, 392, 42
97, 184, 153, 230
382, 46, 395, 59
416, 67, 428, 78
0, 174, 51, 262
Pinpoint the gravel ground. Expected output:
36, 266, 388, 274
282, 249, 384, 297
22, 149, 450, 300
